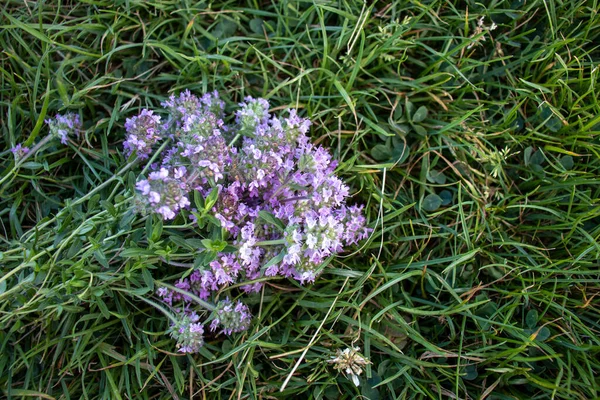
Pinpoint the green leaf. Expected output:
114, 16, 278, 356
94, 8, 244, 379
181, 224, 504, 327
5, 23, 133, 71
439, 190, 453, 206
142, 268, 154, 291
169, 236, 198, 251
262, 250, 285, 270
361, 376, 381, 399
145, 216, 153, 241
194, 190, 204, 210
258, 210, 285, 231
393, 104, 403, 120
128, 171, 137, 187
249, 18, 264, 34
540, 105, 563, 132
324, 386, 340, 400
390, 121, 410, 135
120, 248, 155, 257
186, 239, 206, 249
20, 162, 44, 170
371, 144, 392, 161
524, 146, 534, 166
204, 189, 219, 211
152, 217, 163, 241
66, 238, 83, 258
560, 155, 574, 170
464, 364, 478, 381
101, 200, 117, 217
95, 296, 111, 319
525, 309, 539, 328
205, 214, 222, 227
87, 194, 101, 213
201, 239, 227, 252
119, 210, 136, 230
531, 164, 545, 174
94, 250, 109, 268
192, 211, 205, 228
422, 194, 443, 212
413, 124, 428, 136
129, 287, 152, 296
530, 149, 545, 166
212, 20, 237, 39
79, 221, 95, 235
405, 100, 415, 117
536, 326, 551, 341
391, 138, 409, 163
427, 170, 447, 184
412, 106, 428, 123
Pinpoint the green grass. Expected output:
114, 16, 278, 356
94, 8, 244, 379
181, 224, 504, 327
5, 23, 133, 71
2, 0, 600, 398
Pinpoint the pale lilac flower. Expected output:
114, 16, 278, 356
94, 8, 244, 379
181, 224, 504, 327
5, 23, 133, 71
123, 109, 162, 159
210, 298, 252, 335
11, 143, 29, 159
46, 113, 81, 144
236, 96, 270, 135
210, 254, 242, 286
170, 312, 205, 353
158, 93, 231, 191
134, 167, 190, 220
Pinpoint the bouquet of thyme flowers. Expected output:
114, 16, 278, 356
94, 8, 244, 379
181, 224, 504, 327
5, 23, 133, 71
21, 91, 369, 355
123, 91, 370, 353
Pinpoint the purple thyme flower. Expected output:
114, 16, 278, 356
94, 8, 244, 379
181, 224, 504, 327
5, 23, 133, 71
158, 91, 232, 192
11, 143, 30, 159
123, 109, 162, 159
210, 298, 252, 335
162, 90, 226, 132
135, 167, 190, 220
339, 205, 371, 245
137, 92, 371, 353
236, 96, 271, 135
209, 254, 242, 286
139, 92, 369, 309
45, 113, 81, 144
170, 311, 205, 353
200, 90, 226, 119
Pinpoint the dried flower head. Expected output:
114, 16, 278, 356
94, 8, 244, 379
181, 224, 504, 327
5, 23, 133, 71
328, 346, 371, 387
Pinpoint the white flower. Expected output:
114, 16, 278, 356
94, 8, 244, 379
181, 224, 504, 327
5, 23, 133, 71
328, 346, 371, 387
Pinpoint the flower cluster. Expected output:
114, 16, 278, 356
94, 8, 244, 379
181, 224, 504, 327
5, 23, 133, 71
135, 167, 190, 219
11, 113, 81, 163
123, 109, 162, 159
169, 311, 205, 354
45, 113, 81, 144
210, 298, 252, 335
127, 91, 369, 353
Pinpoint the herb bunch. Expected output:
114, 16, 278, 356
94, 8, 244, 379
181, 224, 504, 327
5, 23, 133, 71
127, 91, 369, 352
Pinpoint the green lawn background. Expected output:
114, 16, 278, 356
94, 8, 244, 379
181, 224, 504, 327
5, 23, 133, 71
1, 0, 600, 398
